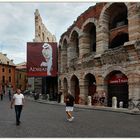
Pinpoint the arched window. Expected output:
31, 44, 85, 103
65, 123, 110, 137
62, 39, 68, 70
70, 31, 79, 57
42, 32, 45, 41
108, 3, 128, 48
83, 22, 96, 52
47, 37, 49, 42
109, 3, 128, 30
39, 26, 41, 33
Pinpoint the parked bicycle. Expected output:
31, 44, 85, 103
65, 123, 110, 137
128, 98, 140, 110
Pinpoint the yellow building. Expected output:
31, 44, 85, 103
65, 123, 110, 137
16, 62, 27, 91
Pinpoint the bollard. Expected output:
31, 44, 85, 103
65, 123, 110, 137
61, 94, 64, 103
112, 96, 117, 108
119, 101, 123, 108
88, 96, 92, 106
47, 94, 49, 101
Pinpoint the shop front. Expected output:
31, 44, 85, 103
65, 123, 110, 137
107, 71, 128, 108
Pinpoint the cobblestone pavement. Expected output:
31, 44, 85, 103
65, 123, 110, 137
0, 95, 140, 138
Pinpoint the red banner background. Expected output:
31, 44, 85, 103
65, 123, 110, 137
27, 42, 57, 77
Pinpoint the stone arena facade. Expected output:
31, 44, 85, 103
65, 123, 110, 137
59, 2, 140, 108
33, 9, 56, 42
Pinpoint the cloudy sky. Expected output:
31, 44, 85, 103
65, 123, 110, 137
0, 2, 95, 64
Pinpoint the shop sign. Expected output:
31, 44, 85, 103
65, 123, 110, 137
109, 74, 128, 84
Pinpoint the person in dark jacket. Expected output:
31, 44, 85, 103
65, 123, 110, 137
0, 92, 3, 101
57, 90, 62, 103
65, 93, 75, 122
8, 90, 12, 101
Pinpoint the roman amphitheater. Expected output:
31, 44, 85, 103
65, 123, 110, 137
59, 2, 140, 108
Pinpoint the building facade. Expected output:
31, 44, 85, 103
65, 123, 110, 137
15, 62, 27, 91
59, 2, 140, 108
33, 9, 56, 42
0, 53, 16, 93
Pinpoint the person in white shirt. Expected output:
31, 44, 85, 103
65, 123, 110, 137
11, 89, 25, 126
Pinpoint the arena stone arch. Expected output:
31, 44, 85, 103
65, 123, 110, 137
81, 18, 97, 32
98, 3, 129, 50
99, 3, 128, 23
82, 20, 97, 53
69, 27, 81, 40
104, 70, 128, 108
103, 66, 127, 79
62, 35, 69, 46
70, 74, 80, 104
84, 73, 96, 105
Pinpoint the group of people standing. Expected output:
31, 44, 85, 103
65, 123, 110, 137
0, 89, 12, 101
92, 91, 106, 105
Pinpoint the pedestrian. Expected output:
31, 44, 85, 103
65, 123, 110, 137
8, 90, 12, 101
57, 90, 62, 103
99, 91, 106, 105
33, 91, 39, 100
0, 91, 3, 101
65, 92, 75, 122
11, 89, 25, 126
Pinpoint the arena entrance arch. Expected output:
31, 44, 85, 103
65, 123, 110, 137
70, 75, 80, 104
84, 73, 96, 105
107, 71, 128, 108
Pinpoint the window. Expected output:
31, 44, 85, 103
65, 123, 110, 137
9, 76, 11, 82
2, 76, 5, 83
20, 74, 22, 79
9, 69, 11, 73
2, 68, 4, 72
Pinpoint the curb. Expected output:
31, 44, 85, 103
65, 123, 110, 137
26, 97, 140, 115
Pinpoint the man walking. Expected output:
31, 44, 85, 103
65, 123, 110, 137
65, 92, 75, 122
11, 89, 25, 126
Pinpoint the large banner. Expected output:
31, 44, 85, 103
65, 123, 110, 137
27, 42, 57, 77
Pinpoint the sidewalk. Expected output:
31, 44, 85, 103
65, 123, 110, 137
25, 96, 140, 115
